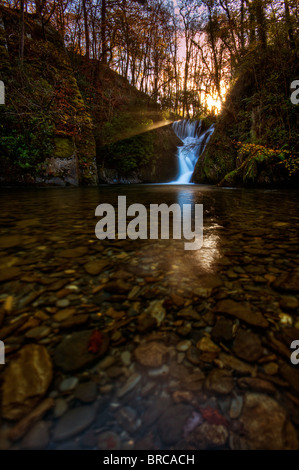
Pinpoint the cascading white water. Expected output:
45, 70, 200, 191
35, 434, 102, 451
170, 119, 215, 184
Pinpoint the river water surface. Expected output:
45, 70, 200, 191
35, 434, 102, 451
0, 184, 299, 450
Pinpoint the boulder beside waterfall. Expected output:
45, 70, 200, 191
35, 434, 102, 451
98, 123, 181, 184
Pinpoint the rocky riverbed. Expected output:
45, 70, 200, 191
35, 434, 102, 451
0, 185, 299, 450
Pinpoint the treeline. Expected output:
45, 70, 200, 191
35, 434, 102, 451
3, 0, 299, 117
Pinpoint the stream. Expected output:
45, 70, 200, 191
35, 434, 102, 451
0, 184, 299, 450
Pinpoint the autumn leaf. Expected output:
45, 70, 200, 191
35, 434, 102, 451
199, 406, 228, 426
88, 330, 103, 354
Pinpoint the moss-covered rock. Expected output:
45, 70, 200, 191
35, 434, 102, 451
97, 121, 180, 183
192, 128, 236, 184
219, 143, 291, 187
53, 137, 74, 159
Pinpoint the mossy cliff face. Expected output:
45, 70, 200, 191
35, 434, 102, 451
192, 120, 236, 184
140, 124, 181, 183
193, 47, 299, 187
0, 6, 97, 186
0, 7, 180, 186
97, 119, 181, 184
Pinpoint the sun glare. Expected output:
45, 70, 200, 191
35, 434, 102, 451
206, 94, 222, 114
205, 82, 228, 114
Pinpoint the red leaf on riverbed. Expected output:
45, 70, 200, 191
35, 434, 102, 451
199, 406, 228, 426
88, 330, 103, 353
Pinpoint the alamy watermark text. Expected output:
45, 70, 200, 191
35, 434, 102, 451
290, 80, 299, 105
0, 80, 4, 105
95, 196, 203, 250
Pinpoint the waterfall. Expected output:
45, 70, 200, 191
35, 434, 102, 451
170, 119, 215, 184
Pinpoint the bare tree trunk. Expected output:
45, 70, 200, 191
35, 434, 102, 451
254, 0, 267, 48
206, 6, 222, 103
35, 0, 43, 19
19, 0, 25, 64
284, 0, 295, 50
246, 0, 256, 45
240, 0, 245, 51
101, 0, 107, 64
82, 0, 90, 58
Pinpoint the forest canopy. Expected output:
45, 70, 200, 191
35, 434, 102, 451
2, 0, 299, 118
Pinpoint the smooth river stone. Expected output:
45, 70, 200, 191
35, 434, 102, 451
116, 372, 141, 398
0, 255, 20, 270
0, 309, 4, 328
194, 274, 223, 298
212, 317, 234, 342
59, 377, 78, 392
239, 393, 298, 450
74, 381, 97, 403
56, 298, 70, 308
218, 352, 256, 375
21, 421, 50, 450
53, 308, 76, 322
177, 307, 201, 321
197, 336, 220, 354
237, 377, 276, 394
0, 267, 21, 283
54, 330, 109, 372
279, 295, 299, 311
195, 422, 228, 447
176, 340, 192, 352
197, 274, 223, 289
58, 247, 88, 258
84, 260, 111, 275
205, 369, 234, 395
0, 235, 22, 249
8, 398, 54, 442
214, 299, 269, 328
229, 395, 243, 419
134, 341, 168, 368
273, 272, 299, 293
2, 344, 53, 420
53, 406, 97, 442
232, 328, 263, 362
144, 300, 166, 326
157, 404, 193, 445
120, 351, 131, 366
279, 362, 299, 393
25, 326, 51, 340
16, 218, 40, 228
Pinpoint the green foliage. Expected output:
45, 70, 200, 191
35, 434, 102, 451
279, 153, 299, 177
220, 141, 298, 186
0, 116, 54, 172
100, 113, 155, 173
237, 142, 299, 178
104, 133, 154, 172
237, 142, 287, 164
101, 113, 153, 143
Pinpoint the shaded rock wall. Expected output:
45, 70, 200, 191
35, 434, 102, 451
97, 123, 181, 184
